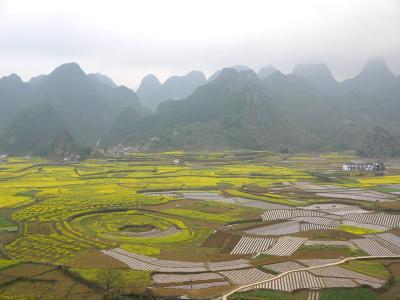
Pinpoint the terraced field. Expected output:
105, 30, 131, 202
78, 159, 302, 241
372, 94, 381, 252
0, 151, 400, 299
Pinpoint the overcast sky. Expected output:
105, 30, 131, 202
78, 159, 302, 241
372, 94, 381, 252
0, 0, 399, 89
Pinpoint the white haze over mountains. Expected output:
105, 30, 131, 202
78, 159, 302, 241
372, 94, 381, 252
0, 0, 399, 89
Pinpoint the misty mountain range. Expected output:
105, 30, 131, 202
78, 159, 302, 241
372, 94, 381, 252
0, 57, 399, 155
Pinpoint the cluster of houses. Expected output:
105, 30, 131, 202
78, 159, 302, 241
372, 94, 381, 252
62, 154, 80, 163
96, 137, 162, 157
342, 161, 385, 172
172, 159, 182, 165
102, 144, 138, 156
0, 154, 8, 164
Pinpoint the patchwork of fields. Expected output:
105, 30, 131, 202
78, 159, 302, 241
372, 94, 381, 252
0, 151, 400, 299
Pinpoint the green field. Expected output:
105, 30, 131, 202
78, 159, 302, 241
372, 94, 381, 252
228, 289, 294, 300
342, 260, 390, 280
320, 287, 377, 300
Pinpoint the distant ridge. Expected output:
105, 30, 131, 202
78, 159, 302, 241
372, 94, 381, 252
0, 57, 399, 155
137, 71, 206, 111
293, 63, 338, 94
1, 63, 146, 154
88, 73, 117, 88
258, 65, 278, 79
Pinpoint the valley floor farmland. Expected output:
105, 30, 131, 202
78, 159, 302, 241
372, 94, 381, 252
0, 152, 400, 299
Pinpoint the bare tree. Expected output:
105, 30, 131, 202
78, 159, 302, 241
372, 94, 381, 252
97, 269, 122, 291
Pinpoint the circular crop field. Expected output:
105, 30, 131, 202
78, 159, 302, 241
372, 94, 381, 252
69, 210, 193, 244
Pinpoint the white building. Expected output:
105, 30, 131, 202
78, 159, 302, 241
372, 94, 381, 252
0, 154, 8, 164
343, 161, 385, 172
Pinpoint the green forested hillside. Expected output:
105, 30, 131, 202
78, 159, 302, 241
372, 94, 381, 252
1, 58, 399, 155
105, 59, 400, 153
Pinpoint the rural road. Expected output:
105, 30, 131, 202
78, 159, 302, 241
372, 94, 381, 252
218, 255, 400, 300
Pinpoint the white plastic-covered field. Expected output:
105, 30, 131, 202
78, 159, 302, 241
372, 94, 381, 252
262, 236, 308, 256
315, 192, 393, 202
290, 216, 341, 227
354, 279, 385, 288
354, 238, 397, 256
303, 203, 369, 215
297, 259, 341, 267
101, 250, 160, 271
111, 248, 204, 268
342, 220, 389, 231
351, 232, 400, 256
300, 223, 335, 232
249, 204, 397, 237
207, 259, 251, 271
102, 248, 251, 272
293, 182, 394, 202
322, 277, 357, 288
344, 213, 400, 228
293, 182, 331, 191
309, 265, 385, 288
244, 270, 324, 292
261, 209, 326, 221
220, 268, 274, 285
230, 237, 276, 254
153, 191, 292, 210
240, 263, 386, 293
308, 291, 320, 300
181, 192, 252, 205
240, 201, 291, 210
376, 232, 400, 247
246, 221, 300, 235
166, 281, 230, 290
152, 273, 223, 284
303, 240, 353, 247
362, 233, 400, 255
350, 238, 396, 256
263, 261, 304, 273
143, 191, 180, 197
